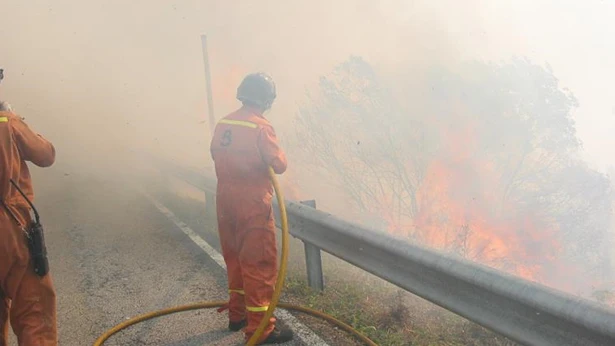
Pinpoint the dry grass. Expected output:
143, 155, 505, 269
282, 260, 519, 346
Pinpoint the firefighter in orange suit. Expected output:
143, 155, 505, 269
0, 101, 57, 346
210, 73, 293, 344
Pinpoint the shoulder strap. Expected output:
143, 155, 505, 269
0, 197, 23, 228
10, 179, 40, 224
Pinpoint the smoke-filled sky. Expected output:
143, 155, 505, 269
2, 0, 615, 300
1, 0, 613, 173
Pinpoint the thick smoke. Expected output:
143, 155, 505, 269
1, 0, 614, 300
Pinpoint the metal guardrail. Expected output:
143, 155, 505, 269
151, 156, 615, 346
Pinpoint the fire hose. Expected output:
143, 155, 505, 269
93, 167, 378, 346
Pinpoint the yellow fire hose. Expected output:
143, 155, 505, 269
93, 168, 378, 346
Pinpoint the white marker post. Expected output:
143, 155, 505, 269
201, 34, 216, 137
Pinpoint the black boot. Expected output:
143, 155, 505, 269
259, 326, 294, 344
229, 319, 247, 331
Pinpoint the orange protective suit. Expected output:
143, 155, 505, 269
210, 105, 287, 343
0, 111, 57, 346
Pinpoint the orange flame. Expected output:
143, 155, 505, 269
412, 118, 562, 283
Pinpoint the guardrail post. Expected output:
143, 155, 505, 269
300, 200, 324, 291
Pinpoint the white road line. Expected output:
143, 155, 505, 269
149, 197, 226, 268
145, 193, 330, 346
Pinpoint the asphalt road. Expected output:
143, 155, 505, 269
6, 167, 317, 346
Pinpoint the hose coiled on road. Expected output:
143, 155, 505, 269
93, 168, 378, 346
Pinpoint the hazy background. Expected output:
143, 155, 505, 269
1, 0, 614, 300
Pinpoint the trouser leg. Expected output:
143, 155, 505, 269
10, 272, 57, 346
0, 291, 9, 346
217, 193, 245, 322
240, 225, 277, 343
221, 237, 246, 322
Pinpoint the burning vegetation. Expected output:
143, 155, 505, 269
293, 56, 615, 300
